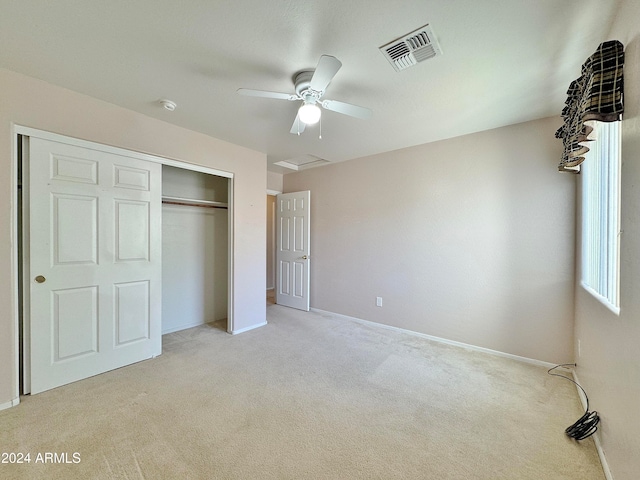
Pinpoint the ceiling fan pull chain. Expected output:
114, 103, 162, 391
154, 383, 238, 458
319, 116, 322, 140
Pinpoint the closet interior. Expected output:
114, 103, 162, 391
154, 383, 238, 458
161, 165, 229, 334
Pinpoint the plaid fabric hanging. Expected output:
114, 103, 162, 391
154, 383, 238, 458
556, 40, 624, 172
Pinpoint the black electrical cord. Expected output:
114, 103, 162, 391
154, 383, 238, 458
548, 363, 600, 441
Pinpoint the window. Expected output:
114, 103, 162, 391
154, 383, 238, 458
581, 120, 621, 313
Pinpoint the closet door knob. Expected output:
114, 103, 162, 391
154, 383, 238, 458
35, 275, 46, 283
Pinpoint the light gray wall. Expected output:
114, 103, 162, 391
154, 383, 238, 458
162, 205, 228, 333
284, 116, 575, 364
162, 164, 228, 203
267, 171, 283, 193
574, 2, 640, 479
0, 68, 267, 408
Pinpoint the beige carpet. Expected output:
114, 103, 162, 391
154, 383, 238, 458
1, 305, 604, 479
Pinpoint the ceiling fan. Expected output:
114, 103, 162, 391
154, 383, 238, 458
237, 55, 372, 134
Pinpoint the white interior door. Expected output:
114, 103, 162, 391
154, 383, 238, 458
276, 191, 310, 311
26, 136, 162, 394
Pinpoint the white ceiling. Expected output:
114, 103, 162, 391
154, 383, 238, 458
0, 0, 620, 174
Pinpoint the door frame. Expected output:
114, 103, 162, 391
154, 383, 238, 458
12, 125, 235, 396
266, 189, 281, 294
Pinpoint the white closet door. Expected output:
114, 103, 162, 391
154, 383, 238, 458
27, 137, 162, 394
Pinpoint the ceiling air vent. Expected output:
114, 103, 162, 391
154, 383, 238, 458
380, 24, 442, 72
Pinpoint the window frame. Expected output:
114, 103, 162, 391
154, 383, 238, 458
580, 120, 621, 314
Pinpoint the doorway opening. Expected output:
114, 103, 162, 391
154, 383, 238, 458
162, 165, 229, 334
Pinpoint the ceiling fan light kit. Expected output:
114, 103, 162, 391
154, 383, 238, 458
298, 103, 321, 125
237, 54, 372, 135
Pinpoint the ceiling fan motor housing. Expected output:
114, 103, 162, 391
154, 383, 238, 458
294, 70, 322, 103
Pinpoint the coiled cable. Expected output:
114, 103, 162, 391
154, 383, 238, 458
548, 363, 600, 441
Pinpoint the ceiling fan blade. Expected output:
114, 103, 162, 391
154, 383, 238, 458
321, 99, 372, 120
290, 113, 307, 135
309, 55, 342, 93
237, 88, 298, 101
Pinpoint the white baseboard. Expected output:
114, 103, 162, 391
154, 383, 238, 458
0, 397, 20, 411
163, 318, 228, 335
572, 370, 614, 480
310, 308, 562, 370
231, 321, 267, 335
163, 321, 208, 335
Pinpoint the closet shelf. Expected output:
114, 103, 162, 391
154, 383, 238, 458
162, 195, 228, 209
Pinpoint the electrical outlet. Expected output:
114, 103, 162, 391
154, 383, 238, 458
376, 296, 382, 307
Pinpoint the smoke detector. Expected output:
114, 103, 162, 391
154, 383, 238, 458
159, 99, 177, 111
380, 24, 442, 72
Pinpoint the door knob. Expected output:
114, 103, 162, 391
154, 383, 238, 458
35, 275, 46, 283
302, 255, 309, 260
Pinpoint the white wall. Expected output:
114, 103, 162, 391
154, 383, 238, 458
284, 116, 575, 364
0, 68, 267, 408
574, 2, 640, 479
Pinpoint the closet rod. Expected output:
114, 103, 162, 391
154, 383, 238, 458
162, 199, 228, 209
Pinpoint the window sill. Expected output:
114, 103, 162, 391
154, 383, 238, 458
580, 282, 620, 316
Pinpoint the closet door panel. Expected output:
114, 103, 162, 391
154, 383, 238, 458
28, 135, 162, 395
